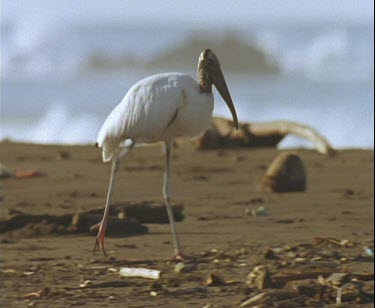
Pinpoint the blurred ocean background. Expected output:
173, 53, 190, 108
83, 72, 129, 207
1, 0, 374, 148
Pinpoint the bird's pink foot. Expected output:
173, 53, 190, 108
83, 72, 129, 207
90, 222, 107, 257
172, 249, 185, 261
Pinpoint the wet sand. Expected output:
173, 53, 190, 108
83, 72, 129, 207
0, 142, 373, 307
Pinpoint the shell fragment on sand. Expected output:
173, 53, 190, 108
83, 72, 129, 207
245, 206, 268, 217
204, 271, 227, 286
325, 273, 350, 287
246, 265, 273, 290
174, 262, 196, 274
119, 267, 161, 280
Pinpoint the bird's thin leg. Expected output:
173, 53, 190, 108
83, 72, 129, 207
92, 141, 134, 256
91, 159, 118, 256
163, 141, 183, 259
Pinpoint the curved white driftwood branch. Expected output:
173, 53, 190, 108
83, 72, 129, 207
194, 117, 335, 155
249, 121, 335, 155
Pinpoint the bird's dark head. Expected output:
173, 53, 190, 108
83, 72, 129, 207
198, 49, 238, 130
198, 49, 219, 77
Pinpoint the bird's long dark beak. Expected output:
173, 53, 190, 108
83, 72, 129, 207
213, 68, 239, 130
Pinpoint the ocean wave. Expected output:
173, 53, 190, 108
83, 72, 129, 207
253, 27, 374, 82
2, 18, 373, 83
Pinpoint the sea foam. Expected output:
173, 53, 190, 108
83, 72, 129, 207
1, 102, 101, 145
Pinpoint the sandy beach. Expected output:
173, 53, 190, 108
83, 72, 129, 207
0, 141, 373, 307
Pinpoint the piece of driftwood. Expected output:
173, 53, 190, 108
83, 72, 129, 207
270, 271, 334, 290
0, 212, 148, 236
240, 290, 299, 307
84, 202, 184, 224
165, 287, 207, 296
0, 214, 72, 233
194, 117, 335, 155
79, 281, 130, 289
0, 202, 183, 235
285, 279, 326, 300
73, 213, 148, 236
257, 152, 307, 193
272, 271, 374, 286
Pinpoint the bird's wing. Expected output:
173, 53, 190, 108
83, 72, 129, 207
97, 73, 192, 162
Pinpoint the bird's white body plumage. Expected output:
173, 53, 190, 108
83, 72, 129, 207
97, 73, 214, 162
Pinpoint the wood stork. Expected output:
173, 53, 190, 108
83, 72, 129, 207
92, 49, 238, 259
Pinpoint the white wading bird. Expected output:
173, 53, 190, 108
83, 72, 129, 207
92, 49, 238, 259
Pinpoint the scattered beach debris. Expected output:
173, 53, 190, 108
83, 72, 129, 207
257, 152, 307, 193
313, 237, 354, 247
242, 267, 373, 306
119, 267, 161, 280
4, 235, 373, 306
239, 238, 374, 305
194, 117, 335, 155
